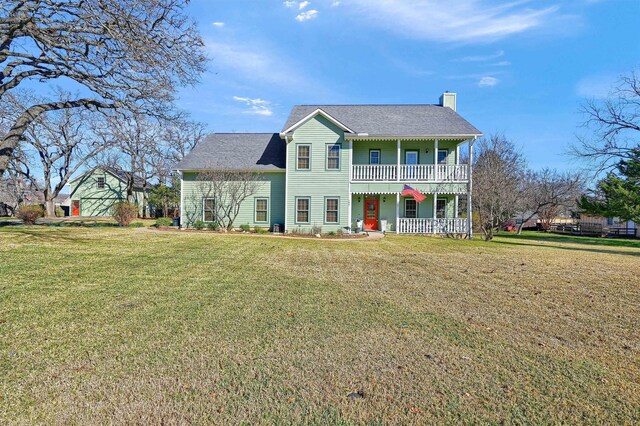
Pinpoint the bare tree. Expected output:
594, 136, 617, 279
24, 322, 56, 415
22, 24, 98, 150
516, 168, 584, 233
472, 134, 527, 241
0, 0, 206, 175
195, 168, 264, 230
16, 96, 113, 217
165, 120, 208, 164
96, 114, 161, 206
573, 69, 640, 172
0, 147, 36, 215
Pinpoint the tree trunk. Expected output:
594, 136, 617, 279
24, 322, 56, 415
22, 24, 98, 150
45, 200, 56, 217
517, 222, 525, 234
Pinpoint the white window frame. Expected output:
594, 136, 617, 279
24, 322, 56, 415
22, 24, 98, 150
326, 144, 341, 170
97, 176, 105, 189
369, 149, 381, 165
437, 149, 449, 165
203, 198, 216, 222
255, 197, 269, 223
324, 197, 339, 224
404, 198, 417, 219
295, 197, 310, 224
297, 144, 311, 170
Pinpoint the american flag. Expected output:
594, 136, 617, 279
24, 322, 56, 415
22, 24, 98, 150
401, 184, 426, 203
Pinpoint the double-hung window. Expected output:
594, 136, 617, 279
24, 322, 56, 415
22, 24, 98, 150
255, 198, 268, 223
325, 198, 339, 223
203, 198, 215, 222
436, 199, 447, 218
296, 197, 310, 223
327, 144, 340, 170
369, 149, 381, 165
297, 145, 310, 170
437, 149, 449, 165
405, 199, 417, 218
97, 176, 105, 189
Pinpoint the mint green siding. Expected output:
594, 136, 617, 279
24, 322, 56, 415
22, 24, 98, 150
181, 171, 285, 229
352, 139, 462, 165
286, 115, 350, 232
70, 169, 147, 217
351, 193, 456, 232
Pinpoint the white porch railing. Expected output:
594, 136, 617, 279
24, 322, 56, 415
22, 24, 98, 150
398, 218, 468, 234
352, 164, 468, 182
352, 164, 397, 181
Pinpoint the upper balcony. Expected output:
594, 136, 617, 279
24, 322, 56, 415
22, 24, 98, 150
352, 164, 468, 182
349, 138, 470, 183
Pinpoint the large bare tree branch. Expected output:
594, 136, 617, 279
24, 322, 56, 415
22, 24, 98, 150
0, 0, 207, 174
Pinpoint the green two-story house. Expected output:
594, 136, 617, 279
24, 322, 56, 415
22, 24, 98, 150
177, 92, 482, 236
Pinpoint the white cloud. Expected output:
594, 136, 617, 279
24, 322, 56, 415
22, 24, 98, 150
283, 1, 297, 8
211, 21, 225, 27
342, 0, 562, 43
232, 96, 274, 116
299, 1, 310, 10
455, 50, 505, 62
478, 76, 499, 87
295, 9, 318, 22
331, 1, 341, 6
204, 39, 317, 93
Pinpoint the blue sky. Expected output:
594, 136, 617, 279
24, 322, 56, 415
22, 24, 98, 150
177, 0, 639, 171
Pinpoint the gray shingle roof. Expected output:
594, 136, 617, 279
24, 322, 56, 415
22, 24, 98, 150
175, 133, 285, 171
282, 105, 482, 137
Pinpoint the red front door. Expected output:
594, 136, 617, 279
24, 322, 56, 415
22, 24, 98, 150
72, 200, 80, 216
364, 199, 378, 231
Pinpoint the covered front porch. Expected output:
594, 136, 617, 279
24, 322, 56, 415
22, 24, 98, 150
350, 192, 469, 235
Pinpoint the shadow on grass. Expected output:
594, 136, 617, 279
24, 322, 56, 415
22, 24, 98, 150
498, 231, 640, 249
0, 228, 96, 244
494, 239, 640, 258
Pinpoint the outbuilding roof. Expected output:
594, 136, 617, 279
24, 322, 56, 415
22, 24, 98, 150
281, 104, 482, 137
175, 133, 286, 171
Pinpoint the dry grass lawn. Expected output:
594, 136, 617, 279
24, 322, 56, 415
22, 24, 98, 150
0, 226, 639, 424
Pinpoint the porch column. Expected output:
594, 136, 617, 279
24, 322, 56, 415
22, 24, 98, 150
395, 192, 400, 234
454, 195, 459, 218
434, 139, 439, 180
433, 193, 438, 234
396, 139, 401, 181
348, 140, 353, 233
467, 138, 475, 239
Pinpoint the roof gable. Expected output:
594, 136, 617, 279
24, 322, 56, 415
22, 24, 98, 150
281, 104, 482, 137
280, 108, 355, 135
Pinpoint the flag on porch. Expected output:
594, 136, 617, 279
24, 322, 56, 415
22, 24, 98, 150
401, 185, 426, 203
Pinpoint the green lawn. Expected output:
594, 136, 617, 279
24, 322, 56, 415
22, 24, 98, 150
1, 227, 638, 424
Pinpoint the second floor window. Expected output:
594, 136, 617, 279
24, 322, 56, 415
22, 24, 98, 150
297, 145, 310, 170
203, 198, 215, 222
97, 176, 105, 189
437, 149, 449, 165
369, 150, 381, 165
327, 144, 340, 170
